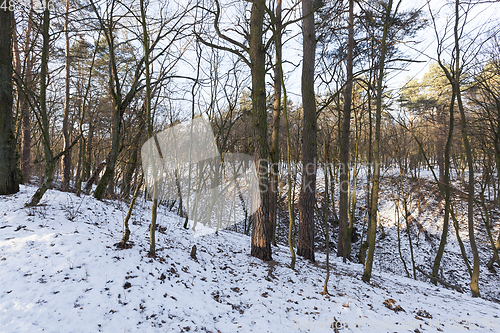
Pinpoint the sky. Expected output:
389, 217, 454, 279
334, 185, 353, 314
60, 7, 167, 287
282, 0, 500, 106
387, 0, 500, 95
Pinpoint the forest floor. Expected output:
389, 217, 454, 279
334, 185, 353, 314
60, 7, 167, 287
1, 184, 500, 332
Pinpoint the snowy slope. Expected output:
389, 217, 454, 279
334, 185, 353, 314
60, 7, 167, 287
1, 185, 499, 332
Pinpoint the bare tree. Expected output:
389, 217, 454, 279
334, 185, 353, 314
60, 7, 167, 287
363, 0, 397, 283
27, 2, 55, 206
429, 0, 482, 298
197, 0, 272, 261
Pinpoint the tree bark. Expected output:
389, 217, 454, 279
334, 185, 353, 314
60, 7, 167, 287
249, 0, 272, 261
21, 1, 33, 183
93, 105, 121, 199
138, 0, 158, 257
61, 0, 71, 191
491, 135, 500, 268
117, 174, 143, 248
0, 8, 19, 195
12, 13, 31, 184
28, 4, 55, 206
122, 122, 144, 199
432, 90, 455, 283
457, 88, 480, 297
297, 0, 317, 262
436, 106, 446, 184
453, 0, 480, 298
322, 159, 330, 294
363, 0, 393, 283
269, 0, 282, 247
272, 3, 295, 268
339, 0, 355, 261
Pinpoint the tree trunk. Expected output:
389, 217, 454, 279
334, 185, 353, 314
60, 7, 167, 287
322, 157, 330, 294
21, 1, 33, 183
85, 123, 94, 180
363, 0, 393, 283
249, 0, 272, 261
84, 157, 106, 193
122, 123, 144, 199
339, 0, 355, 262
361, 62, 374, 264
269, 0, 282, 247
0, 8, 19, 195
94, 103, 121, 200
452, 0, 480, 297
487, 230, 500, 268
117, 174, 143, 248
436, 106, 446, 184
13, 13, 31, 185
28, 4, 55, 206
61, 0, 71, 191
138, 0, 158, 257
457, 88, 480, 297
490, 135, 500, 268
432, 90, 455, 283
297, 0, 317, 262
273, 4, 295, 268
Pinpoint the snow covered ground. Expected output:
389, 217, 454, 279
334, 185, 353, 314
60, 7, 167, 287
1, 185, 499, 332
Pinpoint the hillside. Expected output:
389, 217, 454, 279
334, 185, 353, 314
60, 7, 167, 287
1, 185, 499, 332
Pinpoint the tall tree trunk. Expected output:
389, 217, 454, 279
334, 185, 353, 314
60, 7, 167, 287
269, 0, 282, 247
21, 1, 33, 183
436, 106, 446, 183
13, 13, 31, 184
28, 3, 55, 206
322, 153, 330, 294
360, 63, 374, 264
457, 89, 480, 297
452, 0, 480, 298
363, 0, 393, 283
249, 0, 272, 261
61, 0, 71, 191
0, 8, 19, 195
139, 0, 157, 257
273, 4, 295, 268
432, 90, 455, 283
297, 0, 317, 262
12, 18, 21, 139
85, 123, 93, 180
339, 0, 355, 261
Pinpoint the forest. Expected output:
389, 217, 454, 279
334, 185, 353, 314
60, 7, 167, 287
1, 0, 500, 331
